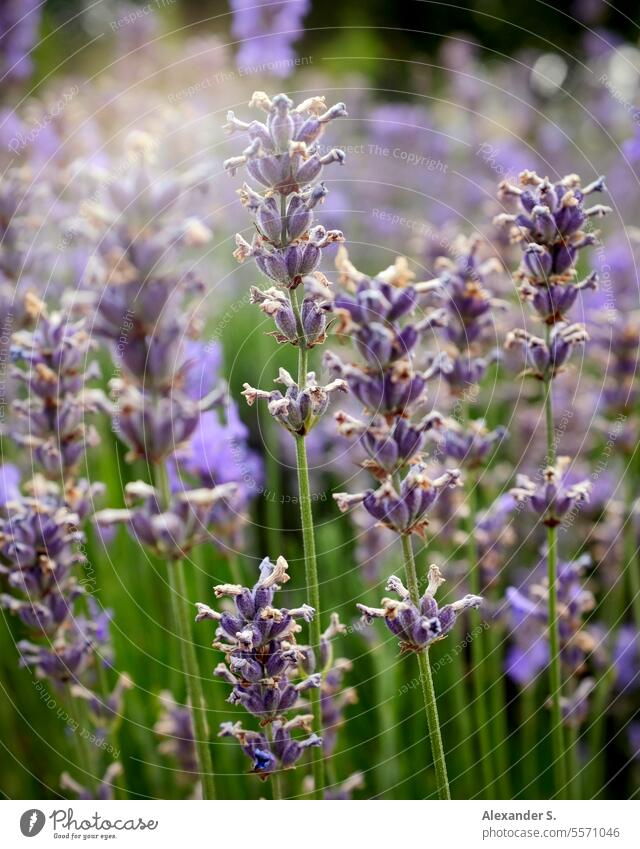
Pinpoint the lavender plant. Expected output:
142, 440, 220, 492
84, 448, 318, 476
327, 249, 474, 799
497, 171, 610, 796
196, 555, 322, 797
88, 133, 237, 800
225, 91, 347, 797
0, 297, 126, 799
427, 235, 509, 796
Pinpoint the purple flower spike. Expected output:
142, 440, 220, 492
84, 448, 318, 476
358, 566, 482, 653
505, 552, 595, 687
242, 367, 347, 436
505, 323, 589, 380
496, 171, 609, 324
510, 457, 591, 527
198, 556, 322, 731
335, 464, 461, 538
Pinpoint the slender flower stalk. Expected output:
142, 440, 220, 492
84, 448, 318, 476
399, 529, 451, 799
358, 565, 481, 799
498, 170, 609, 797
328, 248, 480, 798
428, 235, 507, 796
225, 91, 348, 797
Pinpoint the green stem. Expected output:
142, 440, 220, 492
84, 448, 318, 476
399, 530, 451, 799
624, 472, 640, 632
372, 641, 401, 797
464, 471, 494, 797
567, 723, 580, 800
543, 325, 568, 798
168, 559, 217, 800
519, 685, 539, 797
271, 769, 284, 800
154, 463, 217, 800
284, 199, 324, 797
63, 689, 94, 782
294, 434, 325, 799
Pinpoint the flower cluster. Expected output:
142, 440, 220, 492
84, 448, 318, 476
505, 324, 589, 381
230, 0, 309, 76
196, 556, 322, 777
510, 458, 591, 528
155, 690, 199, 782
358, 567, 482, 653
226, 92, 347, 435
496, 172, 610, 324
84, 132, 217, 465
95, 480, 238, 559
428, 236, 503, 392
0, 296, 126, 800
10, 297, 105, 491
242, 367, 347, 436
335, 465, 461, 538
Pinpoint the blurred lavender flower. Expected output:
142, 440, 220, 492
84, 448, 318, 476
505, 553, 595, 686
10, 297, 105, 485
437, 418, 507, 468
155, 690, 198, 779
505, 323, 589, 380
559, 678, 595, 729
510, 457, 591, 527
474, 493, 517, 588
60, 763, 123, 801
358, 567, 481, 653
95, 479, 237, 559
230, 1, 310, 76
0, 0, 42, 84
428, 235, 503, 395
334, 409, 443, 479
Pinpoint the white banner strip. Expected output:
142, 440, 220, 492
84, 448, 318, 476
1, 800, 638, 848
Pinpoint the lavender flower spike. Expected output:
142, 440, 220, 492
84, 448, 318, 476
510, 457, 591, 527
242, 368, 347, 436
358, 566, 482, 653
198, 556, 322, 759
496, 171, 610, 324
334, 464, 461, 538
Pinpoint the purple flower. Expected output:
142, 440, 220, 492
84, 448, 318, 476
0, 464, 20, 505
505, 553, 595, 687
197, 556, 322, 727
242, 367, 347, 436
95, 479, 237, 560
10, 301, 105, 480
334, 409, 443, 479
505, 324, 589, 380
60, 764, 123, 801
358, 567, 482, 652
437, 419, 507, 468
0, 0, 42, 83
155, 690, 198, 778
495, 171, 609, 324
335, 464, 461, 538
510, 457, 591, 527
219, 717, 321, 778
230, 0, 310, 77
